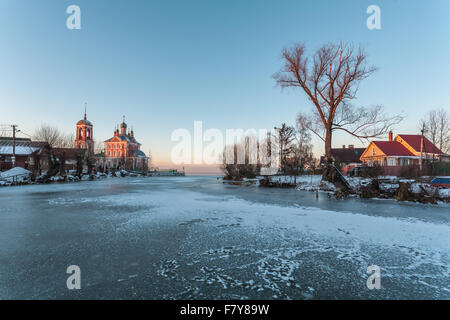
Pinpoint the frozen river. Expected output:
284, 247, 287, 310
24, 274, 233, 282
0, 176, 449, 299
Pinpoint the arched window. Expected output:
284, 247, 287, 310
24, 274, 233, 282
79, 128, 83, 139
113, 151, 116, 157
86, 129, 91, 140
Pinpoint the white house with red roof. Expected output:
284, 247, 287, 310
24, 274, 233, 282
360, 131, 443, 167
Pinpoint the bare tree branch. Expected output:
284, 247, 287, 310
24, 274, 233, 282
274, 42, 402, 160
420, 108, 450, 153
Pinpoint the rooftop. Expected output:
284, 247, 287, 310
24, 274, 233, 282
372, 141, 414, 157
397, 134, 442, 154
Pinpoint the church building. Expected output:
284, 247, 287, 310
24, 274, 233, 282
102, 117, 148, 171
74, 105, 94, 156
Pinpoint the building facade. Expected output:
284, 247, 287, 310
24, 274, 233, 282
320, 145, 366, 175
74, 109, 94, 156
0, 138, 46, 171
360, 131, 443, 166
100, 118, 148, 171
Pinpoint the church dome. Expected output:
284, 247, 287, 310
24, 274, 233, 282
77, 119, 92, 126
77, 103, 92, 126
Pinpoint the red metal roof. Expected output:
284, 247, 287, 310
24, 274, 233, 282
372, 141, 414, 157
331, 147, 366, 163
397, 135, 442, 154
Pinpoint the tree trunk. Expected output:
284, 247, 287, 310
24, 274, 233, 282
324, 128, 332, 160
323, 127, 333, 182
59, 153, 66, 176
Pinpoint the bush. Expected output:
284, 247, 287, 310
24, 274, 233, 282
356, 163, 382, 178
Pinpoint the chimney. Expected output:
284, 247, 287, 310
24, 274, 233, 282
342, 145, 346, 149
348, 145, 354, 149
389, 131, 393, 142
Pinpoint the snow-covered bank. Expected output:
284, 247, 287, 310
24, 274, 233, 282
261, 175, 450, 203
0, 168, 148, 187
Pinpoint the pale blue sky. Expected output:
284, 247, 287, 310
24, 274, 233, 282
1, 0, 449, 168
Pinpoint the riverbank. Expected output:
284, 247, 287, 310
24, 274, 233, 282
0, 169, 148, 187
225, 175, 450, 204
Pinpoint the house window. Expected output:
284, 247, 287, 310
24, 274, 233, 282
388, 158, 396, 166
79, 128, 83, 139
118, 151, 121, 156
113, 151, 116, 157
108, 151, 111, 156
372, 147, 376, 156
401, 158, 410, 166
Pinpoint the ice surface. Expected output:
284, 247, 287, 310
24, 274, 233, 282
0, 176, 448, 299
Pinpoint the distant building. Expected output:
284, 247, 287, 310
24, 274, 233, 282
0, 138, 46, 171
1, 111, 91, 173
38, 147, 86, 172
74, 108, 94, 155
360, 131, 443, 166
99, 117, 148, 171
320, 145, 365, 174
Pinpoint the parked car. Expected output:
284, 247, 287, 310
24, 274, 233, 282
430, 177, 450, 188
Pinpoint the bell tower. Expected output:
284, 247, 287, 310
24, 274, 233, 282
74, 103, 94, 155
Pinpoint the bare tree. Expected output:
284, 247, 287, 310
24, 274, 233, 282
33, 125, 76, 148
0, 125, 11, 137
59, 133, 75, 148
274, 123, 296, 172
420, 108, 450, 154
33, 125, 63, 147
295, 122, 315, 169
147, 149, 153, 169
274, 42, 403, 160
285, 125, 315, 181
221, 136, 261, 180
94, 140, 104, 155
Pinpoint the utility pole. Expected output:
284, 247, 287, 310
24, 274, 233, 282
12, 125, 17, 167
419, 124, 425, 170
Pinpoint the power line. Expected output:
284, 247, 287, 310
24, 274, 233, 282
17, 130, 33, 138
